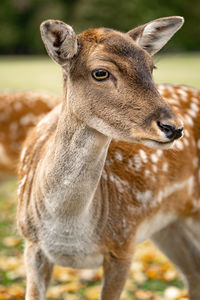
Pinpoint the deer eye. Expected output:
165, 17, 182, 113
92, 69, 110, 81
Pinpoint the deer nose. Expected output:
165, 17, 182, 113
157, 121, 183, 140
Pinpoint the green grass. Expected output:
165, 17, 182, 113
139, 278, 184, 292
0, 56, 62, 94
0, 53, 199, 93
154, 52, 200, 89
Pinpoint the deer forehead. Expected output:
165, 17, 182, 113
74, 28, 153, 74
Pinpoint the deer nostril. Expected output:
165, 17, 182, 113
157, 121, 183, 140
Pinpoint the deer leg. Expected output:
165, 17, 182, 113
25, 242, 53, 300
100, 255, 131, 300
151, 220, 200, 300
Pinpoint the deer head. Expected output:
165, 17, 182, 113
40, 16, 184, 149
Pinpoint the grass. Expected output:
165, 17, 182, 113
0, 53, 199, 94
0, 56, 62, 94
0, 53, 199, 299
154, 52, 200, 89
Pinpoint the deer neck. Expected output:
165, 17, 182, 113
38, 101, 110, 217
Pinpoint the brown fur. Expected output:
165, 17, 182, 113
0, 91, 60, 177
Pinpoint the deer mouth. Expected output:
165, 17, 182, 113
141, 138, 175, 149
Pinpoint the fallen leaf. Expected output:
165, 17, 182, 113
3, 237, 21, 247
85, 286, 101, 300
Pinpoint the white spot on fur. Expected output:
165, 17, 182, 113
167, 86, 176, 94
148, 177, 194, 212
115, 152, 123, 162
183, 138, 189, 147
156, 149, 163, 157
109, 173, 130, 193
20, 113, 36, 126
164, 176, 194, 198
171, 92, 179, 100
184, 115, 193, 127
193, 157, 198, 168
190, 102, 199, 112
13, 102, 22, 111
162, 162, 168, 172
139, 149, 148, 163
158, 84, 165, 91
174, 140, 184, 151
197, 139, 200, 149
145, 169, 150, 177
151, 153, 158, 163
166, 98, 179, 106
136, 190, 152, 205
177, 89, 188, 102
184, 129, 189, 138
191, 97, 198, 104
187, 109, 197, 118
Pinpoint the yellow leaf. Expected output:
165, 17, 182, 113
85, 286, 101, 300
3, 237, 21, 247
47, 282, 82, 298
64, 295, 81, 300
135, 289, 154, 299
53, 266, 72, 282
0, 295, 10, 300
163, 269, 177, 281
5, 285, 25, 298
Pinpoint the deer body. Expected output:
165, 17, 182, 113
0, 91, 60, 177
18, 85, 200, 267
17, 17, 200, 300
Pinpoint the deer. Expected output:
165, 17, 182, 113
17, 16, 200, 300
0, 91, 60, 179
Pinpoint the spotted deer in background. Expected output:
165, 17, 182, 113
0, 91, 60, 179
17, 16, 200, 300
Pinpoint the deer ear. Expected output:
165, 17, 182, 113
128, 16, 184, 56
40, 20, 78, 66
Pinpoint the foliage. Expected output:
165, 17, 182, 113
0, 0, 199, 54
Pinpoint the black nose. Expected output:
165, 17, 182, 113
157, 121, 183, 140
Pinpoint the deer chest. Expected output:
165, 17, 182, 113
39, 218, 103, 269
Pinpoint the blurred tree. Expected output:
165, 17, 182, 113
0, 0, 199, 54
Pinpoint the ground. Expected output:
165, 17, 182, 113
0, 53, 199, 299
